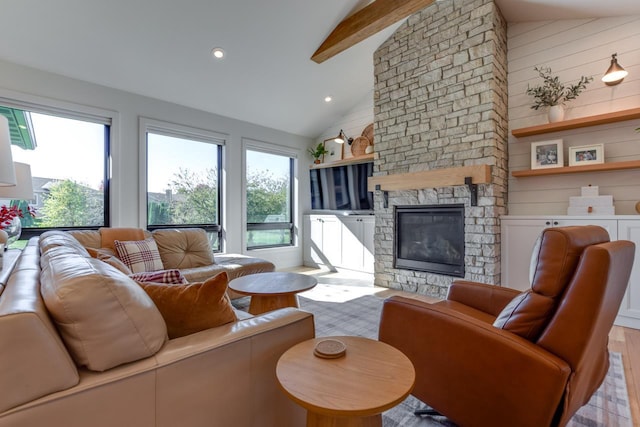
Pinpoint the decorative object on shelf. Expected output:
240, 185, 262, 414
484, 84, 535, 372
365, 145, 374, 154
636, 201, 640, 214
308, 143, 329, 164
333, 129, 353, 145
567, 186, 615, 215
322, 138, 343, 163
0, 115, 16, 186
568, 144, 604, 167
531, 139, 564, 170
350, 136, 370, 157
602, 53, 628, 86
525, 66, 593, 123
362, 123, 374, 145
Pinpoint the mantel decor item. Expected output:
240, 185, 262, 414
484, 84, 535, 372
308, 143, 329, 164
526, 66, 593, 123
322, 138, 343, 163
531, 139, 564, 170
568, 144, 605, 167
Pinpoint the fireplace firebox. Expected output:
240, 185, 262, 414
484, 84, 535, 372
394, 204, 465, 277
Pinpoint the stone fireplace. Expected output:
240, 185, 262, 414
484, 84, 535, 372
372, 0, 508, 298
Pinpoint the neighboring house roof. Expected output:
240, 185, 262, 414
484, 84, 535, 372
0, 107, 36, 150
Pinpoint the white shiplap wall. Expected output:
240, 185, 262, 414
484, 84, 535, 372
507, 16, 640, 215
313, 90, 374, 162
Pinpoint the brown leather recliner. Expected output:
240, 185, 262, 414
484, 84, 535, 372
379, 225, 635, 427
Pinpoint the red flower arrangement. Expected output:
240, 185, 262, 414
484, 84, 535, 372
0, 205, 36, 230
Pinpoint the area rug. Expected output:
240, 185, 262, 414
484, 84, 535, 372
233, 292, 633, 427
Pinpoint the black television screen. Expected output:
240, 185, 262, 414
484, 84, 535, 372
310, 162, 373, 211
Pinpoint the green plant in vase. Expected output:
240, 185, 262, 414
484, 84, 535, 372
526, 66, 593, 123
308, 143, 329, 164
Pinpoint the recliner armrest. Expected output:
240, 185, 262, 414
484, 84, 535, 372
447, 280, 521, 316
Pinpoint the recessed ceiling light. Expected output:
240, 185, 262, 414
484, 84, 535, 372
324, 96, 332, 103
211, 47, 225, 59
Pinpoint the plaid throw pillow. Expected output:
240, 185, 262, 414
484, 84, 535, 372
129, 269, 187, 285
114, 238, 164, 273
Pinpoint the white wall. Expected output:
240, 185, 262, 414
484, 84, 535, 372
0, 59, 312, 268
507, 16, 640, 215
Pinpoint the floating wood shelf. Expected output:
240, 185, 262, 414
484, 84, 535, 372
367, 164, 491, 192
511, 107, 640, 138
310, 153, 374, 169
511, 160, 640, 178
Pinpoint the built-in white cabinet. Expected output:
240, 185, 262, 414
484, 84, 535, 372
303, 214, 374, 273
341, 216, 375, 272
501, 216, 640, 329
617, 220, 640, 329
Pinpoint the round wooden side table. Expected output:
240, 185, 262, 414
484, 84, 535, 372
276, 336, 415, 427
228, 272, 317, 315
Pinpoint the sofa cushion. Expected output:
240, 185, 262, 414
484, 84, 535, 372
138, 272, 237, 339
129, 269, 187, 285
151, 228, 215, 269
40, 253, 167, 371
39, 230, 91, 257
86, 247, 133, 275
114, 238, 165, 273
100, 227, 146, 252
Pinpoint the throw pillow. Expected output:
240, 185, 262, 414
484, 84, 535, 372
129, 269, 187, 285
100, 227, 146, 252
114, 238, 164, 273
137, 272, 237, 339
87, 247, 133, 275
40, 254, 167, 372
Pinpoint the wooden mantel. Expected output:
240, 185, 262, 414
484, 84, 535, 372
367, 164, 491, 192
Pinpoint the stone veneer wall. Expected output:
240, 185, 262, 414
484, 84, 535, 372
373, 0, 508, 297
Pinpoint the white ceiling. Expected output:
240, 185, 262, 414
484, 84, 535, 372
0, 1, 639, 139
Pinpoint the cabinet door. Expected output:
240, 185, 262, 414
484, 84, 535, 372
341, 217, 363, 270
362, 217, 375, 273
321, 216, 342, 268
303, 215, 322, 265
501, 219, 547, 291
616, 220, 640, 329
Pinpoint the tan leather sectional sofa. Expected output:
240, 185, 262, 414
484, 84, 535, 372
0, 230, 314, 426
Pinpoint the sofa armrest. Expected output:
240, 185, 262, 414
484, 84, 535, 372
447, 280, 522, 316
379, 296, 570, 427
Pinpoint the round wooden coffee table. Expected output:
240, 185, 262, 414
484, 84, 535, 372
276, 336, 415, 427
228, 272, 317, 315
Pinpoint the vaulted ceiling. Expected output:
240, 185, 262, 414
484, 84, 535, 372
0, 1, 638, 138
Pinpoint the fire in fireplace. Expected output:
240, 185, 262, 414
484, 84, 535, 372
394, 204, 465, 277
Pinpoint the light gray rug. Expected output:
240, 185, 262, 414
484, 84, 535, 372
233, 294, 633, 427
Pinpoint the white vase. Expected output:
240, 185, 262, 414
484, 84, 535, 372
548, 105, 564, 123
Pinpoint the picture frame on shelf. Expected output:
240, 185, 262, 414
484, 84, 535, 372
323, 138, 343, 163
568, 143, 604, 167
531, 139, 564, 170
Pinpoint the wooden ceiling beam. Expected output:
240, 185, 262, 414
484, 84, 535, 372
311, 0, 435, 64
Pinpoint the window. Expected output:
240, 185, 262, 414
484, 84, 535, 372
245, 148, 295, 249
144, 120, 223, 251
1, 105, 110, 238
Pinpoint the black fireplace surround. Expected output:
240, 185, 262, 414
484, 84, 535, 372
394, 204, 465, 277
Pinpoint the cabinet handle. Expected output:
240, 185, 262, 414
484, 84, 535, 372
545, 221, 551, 226
553, 221, 558, 226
